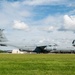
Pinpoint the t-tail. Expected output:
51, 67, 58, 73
72, 40, 75, 47
0, 29, 7, 46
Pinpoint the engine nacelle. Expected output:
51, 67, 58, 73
44, 46, 53, 51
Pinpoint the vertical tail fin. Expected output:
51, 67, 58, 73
72, 40, 75, 46
0, 29, 8, 42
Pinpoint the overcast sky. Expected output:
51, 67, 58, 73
0, 0, 75, 50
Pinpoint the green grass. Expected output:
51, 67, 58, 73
0, 54, 75, 75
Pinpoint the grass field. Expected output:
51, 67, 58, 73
0, 54, 75, 75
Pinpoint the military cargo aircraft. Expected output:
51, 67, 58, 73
0, 29, 75, 53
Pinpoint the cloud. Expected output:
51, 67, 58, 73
32, 15, 63, 32
0, 0, 33, 29
23, 0, 67, 5
40, 26, 58, 32
13, 20, 29, 30
45, 26, 57, 31
22, 0, 75, 8
64, 15, 75, 31
3, 0, 74, 7
0, 1, 75, 37
43, 15, 63, 26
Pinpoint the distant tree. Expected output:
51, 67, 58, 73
0, 50, 7, 53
